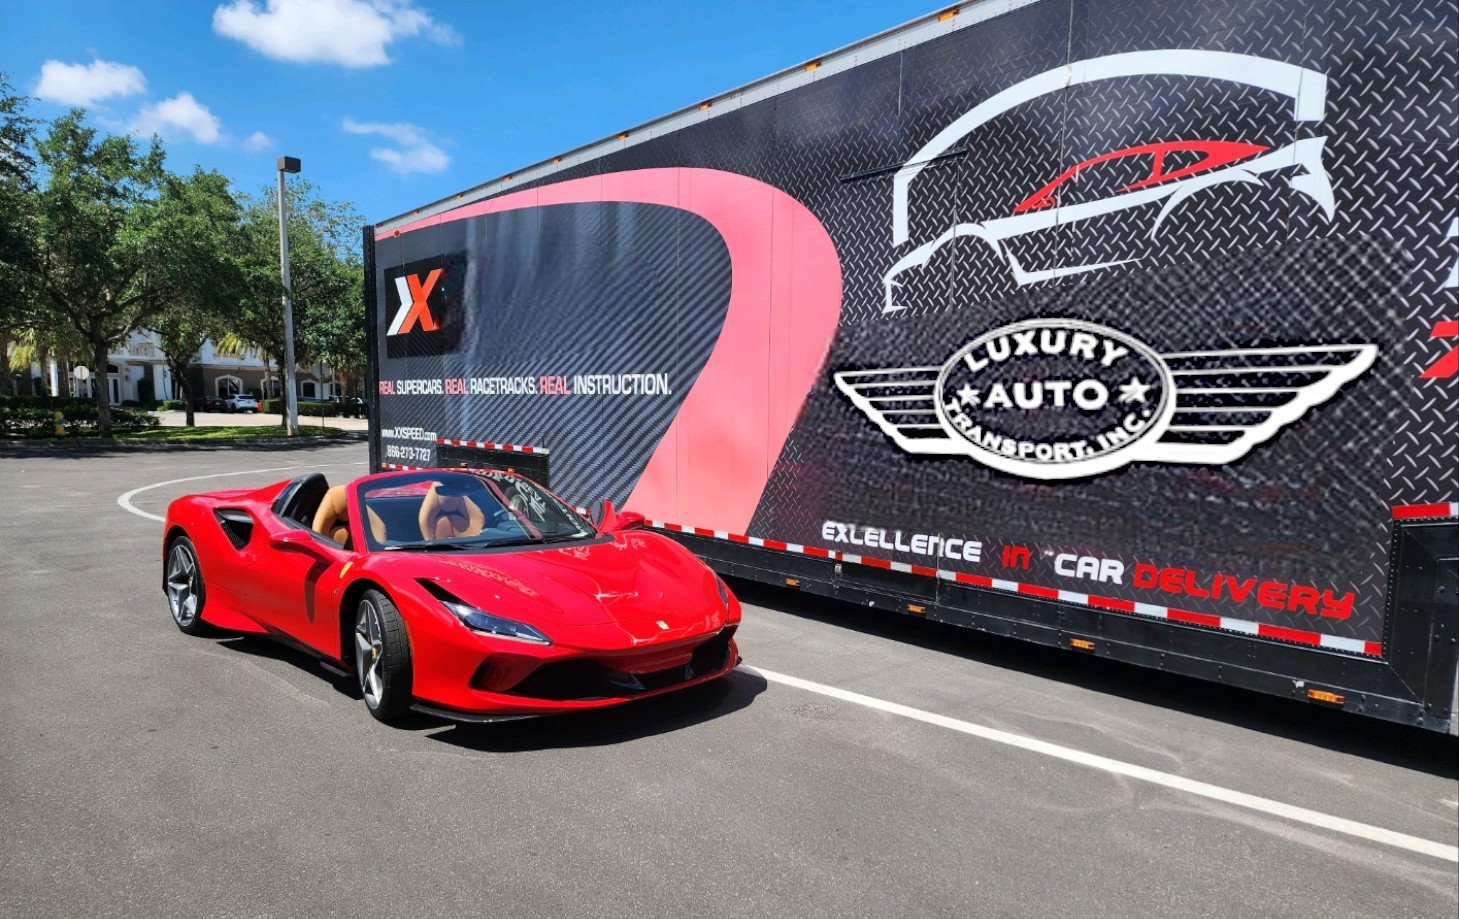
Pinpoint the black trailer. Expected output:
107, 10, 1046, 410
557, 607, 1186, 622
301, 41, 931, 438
365, 0, 1458, 732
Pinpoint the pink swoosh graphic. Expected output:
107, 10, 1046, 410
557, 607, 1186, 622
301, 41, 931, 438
391, 168, 844, 533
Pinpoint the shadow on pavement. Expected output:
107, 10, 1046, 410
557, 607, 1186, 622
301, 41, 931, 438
213, 633, 766, 749
216, 634, 365, 699
425, 669, 767, 752
726, 577, 1459, 779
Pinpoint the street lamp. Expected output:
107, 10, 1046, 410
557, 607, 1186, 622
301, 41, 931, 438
277, 155, 302, 436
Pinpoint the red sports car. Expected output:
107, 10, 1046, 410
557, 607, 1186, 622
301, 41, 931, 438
162, 468, 742, 723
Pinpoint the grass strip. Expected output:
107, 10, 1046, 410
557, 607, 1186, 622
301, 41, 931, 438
118, 424, 348, 443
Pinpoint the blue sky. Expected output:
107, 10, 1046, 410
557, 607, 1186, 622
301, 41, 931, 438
3, 0, 942, 224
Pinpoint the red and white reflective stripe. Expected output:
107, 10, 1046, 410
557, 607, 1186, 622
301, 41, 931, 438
436, 438, 548, 455
380, 462, 422, 471
1393, 502, 1459, 520
929, 570, 1379, 655
646, 519, 1382, 658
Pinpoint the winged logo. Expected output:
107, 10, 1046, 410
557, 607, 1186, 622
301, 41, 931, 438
834, 319, 1376, 481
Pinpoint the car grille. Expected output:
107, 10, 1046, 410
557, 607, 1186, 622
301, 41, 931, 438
502, 629, 736, 701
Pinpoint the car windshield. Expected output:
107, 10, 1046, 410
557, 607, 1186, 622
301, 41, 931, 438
358, 470, 596, 552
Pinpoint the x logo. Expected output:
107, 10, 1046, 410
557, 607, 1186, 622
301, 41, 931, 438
387, 268, 444, 335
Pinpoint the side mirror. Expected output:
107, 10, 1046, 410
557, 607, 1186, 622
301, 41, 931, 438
592, 500, 645, 532
614, 511, 646, 531
593, 499, 619, 532
269, 528, 331, 556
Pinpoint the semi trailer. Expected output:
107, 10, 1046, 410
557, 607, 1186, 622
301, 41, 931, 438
365, 0, 1458, 731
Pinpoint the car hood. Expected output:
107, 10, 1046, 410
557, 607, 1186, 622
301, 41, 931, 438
416, 531, 720, 628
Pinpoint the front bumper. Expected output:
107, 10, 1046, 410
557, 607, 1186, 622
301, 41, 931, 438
408, 614, 742, 718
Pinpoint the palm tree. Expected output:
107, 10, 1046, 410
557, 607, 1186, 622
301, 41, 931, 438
5, 325, 86, 396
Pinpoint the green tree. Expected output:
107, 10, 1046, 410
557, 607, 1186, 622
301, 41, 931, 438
32, 111, 167, 435
5, 324, 88, 396
303, 260, 365, 395
228, 180, 364, 420
149, 168, 247, 425
31, 121, 243, 431
0, 72, 40, 394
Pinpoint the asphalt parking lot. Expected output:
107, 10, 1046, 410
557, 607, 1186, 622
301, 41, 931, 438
1, 441, 1455, 919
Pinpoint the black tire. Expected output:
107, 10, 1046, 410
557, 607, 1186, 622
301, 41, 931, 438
165, 535, 214, 636
354, 589, 413, 722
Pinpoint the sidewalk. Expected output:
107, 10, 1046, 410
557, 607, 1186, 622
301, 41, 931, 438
152, 410, 370, 432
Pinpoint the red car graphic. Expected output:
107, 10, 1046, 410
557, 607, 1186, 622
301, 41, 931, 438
1012, 139, 1270, 213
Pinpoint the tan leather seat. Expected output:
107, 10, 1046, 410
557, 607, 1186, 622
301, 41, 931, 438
366, 506, 388, 543
419, 483, 486, 540
311, 485, 352, 547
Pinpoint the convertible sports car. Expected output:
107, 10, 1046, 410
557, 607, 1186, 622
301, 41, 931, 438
162, 468, 742, 723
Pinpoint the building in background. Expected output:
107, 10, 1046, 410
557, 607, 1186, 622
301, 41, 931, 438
13, 329, 341, 404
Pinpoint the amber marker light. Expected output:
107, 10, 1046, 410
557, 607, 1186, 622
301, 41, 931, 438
1307, 689, 1345, 706
938, 7, 959, 22
699, 101, 712, 111
785, 578, 800, 588
907, 604, 926, 614
1070, 638, 1096, 652
804, 60, 822, 72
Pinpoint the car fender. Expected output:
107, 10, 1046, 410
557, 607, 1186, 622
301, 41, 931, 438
335, 555, 458, 660
163, 495, 269, 635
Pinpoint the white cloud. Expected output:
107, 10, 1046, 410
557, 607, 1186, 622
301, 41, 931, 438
243, 131, 275, 151
342, 116, 449, 174
130, 93, 224, 145
35, 59, 147, 107
213, 0, 459, 68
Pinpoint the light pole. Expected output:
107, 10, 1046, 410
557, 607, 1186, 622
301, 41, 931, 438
277, 155, 302, 436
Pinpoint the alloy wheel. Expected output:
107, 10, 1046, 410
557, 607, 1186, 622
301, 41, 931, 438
166, 543, 200, 627
355, 599, 385, 708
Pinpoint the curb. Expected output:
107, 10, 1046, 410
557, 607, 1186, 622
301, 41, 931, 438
0, 430, 366, 456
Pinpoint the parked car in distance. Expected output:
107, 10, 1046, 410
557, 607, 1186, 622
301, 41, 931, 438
316, 399, 370, 420
224, 393, 260, 413
192, 395, 225, 413
293, 395, 367, 418
327, 395, 369, 418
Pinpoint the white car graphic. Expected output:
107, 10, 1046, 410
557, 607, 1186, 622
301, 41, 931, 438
884, 50, 1335, 312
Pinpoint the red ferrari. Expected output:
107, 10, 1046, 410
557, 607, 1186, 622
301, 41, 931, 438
162, 468, 742, 723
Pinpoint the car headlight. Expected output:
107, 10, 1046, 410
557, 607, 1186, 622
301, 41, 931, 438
442, 600, 552, 645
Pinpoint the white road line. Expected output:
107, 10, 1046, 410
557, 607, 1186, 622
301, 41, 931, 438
116, 462, 367, 522
112, 466, 1456, 864
745, 666, 1459, 864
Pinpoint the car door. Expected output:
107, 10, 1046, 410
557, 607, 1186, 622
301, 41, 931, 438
243, 511, 355, 657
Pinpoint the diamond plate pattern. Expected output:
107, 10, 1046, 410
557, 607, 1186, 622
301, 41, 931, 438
752, 0, 1457, 645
